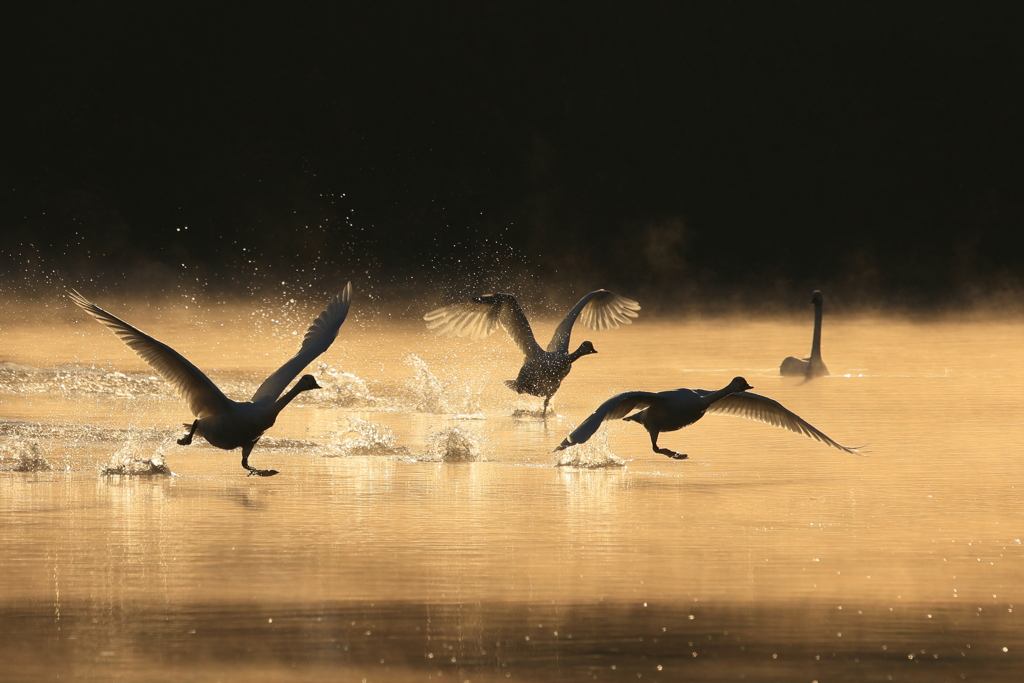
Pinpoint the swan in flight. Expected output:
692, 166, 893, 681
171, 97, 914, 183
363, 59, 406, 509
781, 290, 829, 378
556, 376, 861, 458
424, 290, 640, 415
68, 284, 352, 476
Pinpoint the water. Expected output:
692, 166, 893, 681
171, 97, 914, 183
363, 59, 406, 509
2, 298, 1022, 681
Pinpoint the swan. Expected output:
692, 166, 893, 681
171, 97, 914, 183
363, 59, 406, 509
424, 290, 640, 415
68, 284, 352, 476
555, 376, 861, 458
781, 290, 829, 378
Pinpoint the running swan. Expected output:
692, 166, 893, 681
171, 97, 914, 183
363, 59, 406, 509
424, 290, 640, 415
556, 376, 861, 458
781, 290, 829, 378
68, 284, 353, 476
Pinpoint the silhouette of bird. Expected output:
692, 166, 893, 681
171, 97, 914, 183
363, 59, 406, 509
556, 376, 861, 458
424, 290, 640, 415
781, 290, 829, 378
68, 284, 352, 476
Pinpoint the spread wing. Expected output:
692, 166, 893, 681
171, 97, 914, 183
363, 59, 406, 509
68, 290, 229, 418
547, 290, 641, 353
251, 282, 353, 404
424, 293, 542, 356
555, 391, 661, 450
702, 390, 863, 454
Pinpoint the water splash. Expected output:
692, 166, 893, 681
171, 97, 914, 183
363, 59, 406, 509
404, 354, 481, 414
0, 440, 53, 472
101, 438, 173, 476
420, 427, 484, 462
326, 418, 409, 456
310, 362, 377, 407
555, 432, 625, 469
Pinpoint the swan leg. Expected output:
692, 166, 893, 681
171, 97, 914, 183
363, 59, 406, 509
650, 431, 687, 460
241, 440, 278, 477
542, 395, 551, 416
177, 420, 198, 446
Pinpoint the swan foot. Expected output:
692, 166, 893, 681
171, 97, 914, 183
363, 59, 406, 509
246, 468, 280, 477
655, 447, 688, 460
178, 420, 198, 446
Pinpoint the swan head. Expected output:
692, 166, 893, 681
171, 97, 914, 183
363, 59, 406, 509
576, 340, 597, 356
811, 291, 823, 305
298, 374, 322, 391
730, 376, 753, 392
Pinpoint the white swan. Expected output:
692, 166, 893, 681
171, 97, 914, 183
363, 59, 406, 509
424, 290, 640, 415
781, 290, 829, 378
68, 284, 352, 476
556, 376, 861, 458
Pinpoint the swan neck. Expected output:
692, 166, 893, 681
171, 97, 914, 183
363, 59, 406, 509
272, 382, 309, 416
702, 383, 743, 408
568, 345, 589, 361
810, 299, 823, 359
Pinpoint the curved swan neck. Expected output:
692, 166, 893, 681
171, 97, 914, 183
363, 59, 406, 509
701, 381, 747, 408
272, 381, 312, 416
568, 344, 593, 362
810, 297, 823, 360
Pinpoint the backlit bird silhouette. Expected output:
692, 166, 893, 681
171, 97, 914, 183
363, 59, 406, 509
556, 376, 861, 458
781, 290, 829, 378
424, 290, 640, 415
69, 284, 352, 476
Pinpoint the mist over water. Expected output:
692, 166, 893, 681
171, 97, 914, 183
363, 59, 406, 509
2, 290, 1023, 681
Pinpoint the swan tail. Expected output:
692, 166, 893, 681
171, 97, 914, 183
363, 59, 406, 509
503, 379, 520, 392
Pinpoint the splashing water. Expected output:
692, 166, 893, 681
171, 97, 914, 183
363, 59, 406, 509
0, 440, 54, 472
404, 354, 481, 414
101, 437, 173, 476
555, 432, 625, 469
326, 418, 409, 456
310, 362, 376, 407
421, 427, 483, 462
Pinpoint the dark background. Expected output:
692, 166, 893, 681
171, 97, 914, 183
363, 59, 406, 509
3, 2, 1023, 311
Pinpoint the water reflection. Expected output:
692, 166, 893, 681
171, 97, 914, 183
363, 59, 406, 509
2, 311, 1024, 679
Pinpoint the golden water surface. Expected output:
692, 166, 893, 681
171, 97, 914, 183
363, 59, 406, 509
1, 294, 1022, 681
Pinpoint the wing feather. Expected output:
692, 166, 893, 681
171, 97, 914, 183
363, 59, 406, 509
556, 391, 660, 449
547, 290, 641, 353
704, 391, 862, 454
424, 293, 542, 356
68, 290, 229, 418
251, 283, 353, 403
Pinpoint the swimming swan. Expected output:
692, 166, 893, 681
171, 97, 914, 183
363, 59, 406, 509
424, 290, 640, 415
68, 284, 352, 476
781, 290, 828, 378
555, 376, 861, 458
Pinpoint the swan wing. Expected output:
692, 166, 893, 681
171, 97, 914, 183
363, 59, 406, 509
68, 290, 229, 418
251, 283, 353, 403
703, 391, 862, 454
424, 293, 542, 356
546, 290, 641, 353
556, 391, 660, 449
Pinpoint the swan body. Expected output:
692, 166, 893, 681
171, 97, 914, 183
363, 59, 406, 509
69, 283, 352, 476
424, 290, 640, 414
781, 290, 829, 378
556, 376, 860, 459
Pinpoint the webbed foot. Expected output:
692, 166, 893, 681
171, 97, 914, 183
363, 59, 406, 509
177, 435, 193, 446
246, 468, 279, 477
